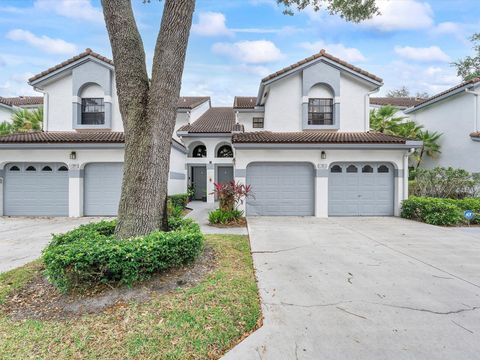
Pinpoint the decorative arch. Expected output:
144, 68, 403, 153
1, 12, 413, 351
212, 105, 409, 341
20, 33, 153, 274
307, 82, 335, 98
215, 142, 233, 158
188, 141, 207, 158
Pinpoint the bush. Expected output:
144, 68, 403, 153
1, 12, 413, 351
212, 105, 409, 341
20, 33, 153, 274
43, 218, 203, 292
208, 209, 244, 225
411, 167, 480, 199
401, 196, 472, 226
168, 193, 189, 209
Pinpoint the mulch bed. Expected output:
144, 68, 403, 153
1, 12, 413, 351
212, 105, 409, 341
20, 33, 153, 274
1, 246, 216, 321
208, 218, 247, 228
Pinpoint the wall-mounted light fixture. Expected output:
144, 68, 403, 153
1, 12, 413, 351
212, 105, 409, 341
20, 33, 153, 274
69, 151, 77, 160
321, 151, 327, 160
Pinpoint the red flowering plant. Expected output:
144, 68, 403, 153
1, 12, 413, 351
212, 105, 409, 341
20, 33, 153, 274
212, 181, 253, 211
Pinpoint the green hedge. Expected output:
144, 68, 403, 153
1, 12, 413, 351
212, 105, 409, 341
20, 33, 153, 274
43, 218, 203, 292
168, 193, 189, 209
401, 196, 480, 226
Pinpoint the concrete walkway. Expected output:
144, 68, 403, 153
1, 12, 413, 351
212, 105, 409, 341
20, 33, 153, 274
224, 216, 480, 360
0, 217, 104, 273
186, 201, 248, 235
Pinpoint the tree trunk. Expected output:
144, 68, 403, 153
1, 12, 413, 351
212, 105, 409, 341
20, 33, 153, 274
102, 0, 195, 238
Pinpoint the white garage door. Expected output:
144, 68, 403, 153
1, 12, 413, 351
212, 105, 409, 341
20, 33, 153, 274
246, 163, 314, 216
84, 163, 123, 216
329, 163, 394, 216
4, 163, 69, 216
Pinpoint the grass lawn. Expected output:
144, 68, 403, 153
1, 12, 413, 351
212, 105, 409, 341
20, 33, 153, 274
0, 235, 261, 359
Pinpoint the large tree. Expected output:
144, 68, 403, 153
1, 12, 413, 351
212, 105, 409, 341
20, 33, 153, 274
452, 33, 480, 81
101, 0, 379, 239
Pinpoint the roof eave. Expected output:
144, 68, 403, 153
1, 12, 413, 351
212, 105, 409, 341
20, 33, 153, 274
233, 141, 422, 149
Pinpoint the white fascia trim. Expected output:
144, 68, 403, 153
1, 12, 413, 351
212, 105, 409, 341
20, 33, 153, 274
405, 82, 480, 114
471, 136, 480, 142
29, 56, 115, 87
234, 107, 265, 113
178, 133, 233, 138
0, 103, 13, 111
233, 141, 422, 150
0, 143, 125, 149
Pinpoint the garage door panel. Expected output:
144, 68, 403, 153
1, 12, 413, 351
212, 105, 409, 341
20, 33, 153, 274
4, 163, 69, 216
329, 163, 394, 216
246, 163, 314, 216
84, 163, 123, 216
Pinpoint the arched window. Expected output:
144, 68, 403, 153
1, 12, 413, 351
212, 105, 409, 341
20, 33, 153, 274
378, 165, 390, 173
217, 145, 233, 158
42, 166, 53, 172
9, 165, 20, 171
330, 165, 342, 173
346, 165, 358, 173
58, 166, 68, 172
26, 165, 36, 171
362, 165, 373, 173
192, 145, 207, 158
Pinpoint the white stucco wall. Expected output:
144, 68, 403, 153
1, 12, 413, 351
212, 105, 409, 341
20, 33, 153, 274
43, 75, 72, 131
410, 92, 480, 173
0, 106, 13, 123
236, 111, 265, 132
0, 146, 187, 217
234, 148, 409, 217
340, 74, 373, 131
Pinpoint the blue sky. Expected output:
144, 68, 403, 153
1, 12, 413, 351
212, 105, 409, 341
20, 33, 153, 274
0, 0, 478, 105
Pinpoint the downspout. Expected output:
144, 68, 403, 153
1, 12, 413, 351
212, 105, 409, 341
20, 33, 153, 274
365, 88, 380, 131
465, 88, 480, 133
34, 87, 48, 131
403, 148, 415, 201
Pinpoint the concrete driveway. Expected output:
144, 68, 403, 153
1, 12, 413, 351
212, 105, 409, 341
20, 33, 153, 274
0, 217, 104, 273
224, 217, 480, 360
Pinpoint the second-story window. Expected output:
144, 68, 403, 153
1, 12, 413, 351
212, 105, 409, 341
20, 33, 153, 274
308, 98, 333, 125
253, 117, 264, 128
81, 98, 105, 125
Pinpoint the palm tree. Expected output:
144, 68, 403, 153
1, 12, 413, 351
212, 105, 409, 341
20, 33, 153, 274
0, 121, 13, 135
370, 105, 407, 134
394, 120, 424, 139
415, 130, 442, 169
11, 107, 43, 132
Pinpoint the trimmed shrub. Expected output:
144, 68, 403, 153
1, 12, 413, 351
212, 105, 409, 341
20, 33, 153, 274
208, 209, 244, 225
401, 196, 468, 226
168, 193, 189, 209
411, 167, 480, 199
43, 218, 203, 292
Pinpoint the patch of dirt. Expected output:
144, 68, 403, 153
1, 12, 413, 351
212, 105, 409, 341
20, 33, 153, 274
1, 246, 216, 321
209, 218, 247, 228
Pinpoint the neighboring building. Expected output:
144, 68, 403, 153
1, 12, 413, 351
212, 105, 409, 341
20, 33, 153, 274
405, 78, 480, 173
0, 48, 421, 218
0, 96, 44, 123
369, 97, 424, 111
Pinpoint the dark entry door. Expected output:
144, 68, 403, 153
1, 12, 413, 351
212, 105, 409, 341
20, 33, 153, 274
217, 166, 233, 185
192, 166, 207, 201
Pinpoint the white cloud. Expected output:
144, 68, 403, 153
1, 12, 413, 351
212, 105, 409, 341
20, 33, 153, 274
6, 29, 77, 55
364, 0, 433, 31
432, 22, 461, 35
34, 0, 103, 23
394, 46, 450, 62
192, 12, 233, 37
299, 41, 366, 62
212, 40, 283, 64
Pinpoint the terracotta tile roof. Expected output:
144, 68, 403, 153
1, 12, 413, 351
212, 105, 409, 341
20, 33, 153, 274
29, 48, 114, 83
0, 131, 185, 149
233, 96, 257, 109
177, 96, 210, 109
178, 107, 243, 133
232, 131, 408, 144
410, 77, 480, 110
370, 97, 424, 108
261, 49, 382, 84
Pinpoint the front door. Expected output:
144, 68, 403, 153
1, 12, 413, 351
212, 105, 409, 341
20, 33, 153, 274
192, 166, 207, 201
217, 166, 234, 185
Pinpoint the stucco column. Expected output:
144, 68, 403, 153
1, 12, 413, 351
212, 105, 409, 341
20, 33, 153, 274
315, 167, 329, 218
206, 163, 215, 204
68, 164, 83, 217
